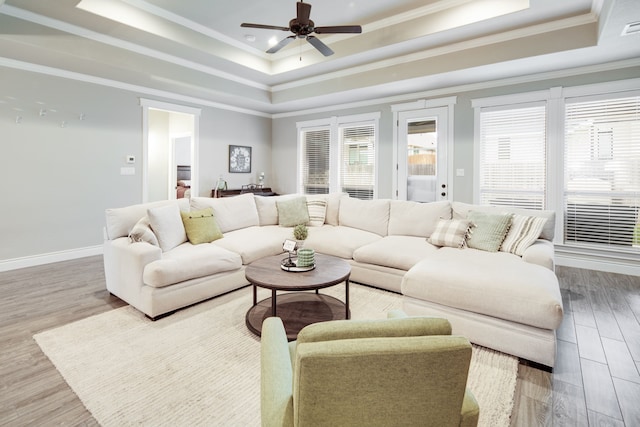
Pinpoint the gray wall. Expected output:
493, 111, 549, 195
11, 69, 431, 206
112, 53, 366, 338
271, 66, 640, 201
0, 67, 270, 262
1, 64, 638, 264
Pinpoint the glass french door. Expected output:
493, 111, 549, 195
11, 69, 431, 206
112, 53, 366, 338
397, 107, 448, 202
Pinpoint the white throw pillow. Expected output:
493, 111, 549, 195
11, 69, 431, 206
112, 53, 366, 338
147, 204, 187, 252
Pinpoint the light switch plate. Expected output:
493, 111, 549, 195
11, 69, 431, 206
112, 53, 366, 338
126, 155, 135, 164
120, 167, 135, 175
456, 168, 465, 177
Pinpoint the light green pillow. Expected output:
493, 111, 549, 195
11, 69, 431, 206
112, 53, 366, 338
277, 196, 310, 227
466, 211, 512, 252
180, 208, 223, 245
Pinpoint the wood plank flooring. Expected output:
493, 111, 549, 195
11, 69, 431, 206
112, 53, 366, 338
0, 257, 638, 426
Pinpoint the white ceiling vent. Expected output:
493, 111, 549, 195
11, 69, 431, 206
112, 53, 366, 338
621, 21, 640, 36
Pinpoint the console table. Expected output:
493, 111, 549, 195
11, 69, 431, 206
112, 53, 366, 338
211, 186, 277, 198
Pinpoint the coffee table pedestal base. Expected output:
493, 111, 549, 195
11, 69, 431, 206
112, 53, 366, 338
246, 292, 349, 341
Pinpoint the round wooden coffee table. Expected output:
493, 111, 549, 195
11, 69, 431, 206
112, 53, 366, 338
245, 253, 351, 340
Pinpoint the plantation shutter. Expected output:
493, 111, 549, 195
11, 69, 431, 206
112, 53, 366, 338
564, 94, 640, 250
300, 127, 331, 194
339, 123, 375, 200
478, 103, 547, 209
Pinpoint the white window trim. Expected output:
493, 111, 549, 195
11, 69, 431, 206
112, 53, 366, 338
297, 112, 381, 197
471, 78, 640, 274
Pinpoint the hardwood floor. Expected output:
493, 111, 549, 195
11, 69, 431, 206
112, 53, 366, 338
0, 257, 638, 426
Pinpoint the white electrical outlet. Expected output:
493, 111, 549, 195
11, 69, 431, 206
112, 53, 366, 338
126, 155, 135, 164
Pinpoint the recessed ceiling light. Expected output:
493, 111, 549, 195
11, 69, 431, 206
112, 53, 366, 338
268, 36, 278, 47
244, 34, 256, 42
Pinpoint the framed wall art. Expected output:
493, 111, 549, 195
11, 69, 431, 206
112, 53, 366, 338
229, 145, 252, 173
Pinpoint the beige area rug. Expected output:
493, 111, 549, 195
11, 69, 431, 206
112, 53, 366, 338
34, 284, 518, 427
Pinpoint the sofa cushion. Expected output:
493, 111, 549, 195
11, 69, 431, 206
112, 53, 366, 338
277, 196, 310, 227
305, 225, 382, 259
324, 193, 345, 226
128, 216, 159, 246
401, 247, 563, 330
180, 208, 223, 245
255, 195, 294, 226
143, 243, 242, 288
214, 226, 294, 264
452, 202, 555, 241
501, 214, 548, 256
428, 219, 472, 248
147, 204, 188, 252
190, 193, 259, 233
388, 200, 452, 238
353, 236, 439, 271
466, 211, 512, 252
339, 197, 390, 236
105, 199, 189, 240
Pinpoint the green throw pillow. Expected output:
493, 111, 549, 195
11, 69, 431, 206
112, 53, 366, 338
180, 208, 223, 245
277, 196, 310, 227
466, 211, 512, 252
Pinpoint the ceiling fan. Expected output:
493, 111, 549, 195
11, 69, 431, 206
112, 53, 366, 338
241, 0, 362, 56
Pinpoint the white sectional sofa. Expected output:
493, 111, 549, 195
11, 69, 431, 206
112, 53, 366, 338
103, 192, 563, 368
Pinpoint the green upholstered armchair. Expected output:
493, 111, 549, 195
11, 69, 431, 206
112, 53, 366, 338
261, 310, 479, 427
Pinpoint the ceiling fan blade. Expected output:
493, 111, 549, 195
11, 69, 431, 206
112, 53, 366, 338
241, 23, 290, 31
297, 1, 312, 26
306, 36, 334, 56
314, 25, 362, 34
266, 36, 296, 54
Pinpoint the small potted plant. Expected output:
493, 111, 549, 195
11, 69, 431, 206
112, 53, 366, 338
293, 224, 308, 249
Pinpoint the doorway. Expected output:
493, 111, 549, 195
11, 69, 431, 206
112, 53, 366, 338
396, 107, 449, 202
140, 99, 201, 202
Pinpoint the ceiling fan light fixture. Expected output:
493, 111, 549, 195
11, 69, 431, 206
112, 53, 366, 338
240, 0, 362, 56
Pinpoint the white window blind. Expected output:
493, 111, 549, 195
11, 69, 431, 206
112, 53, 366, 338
300, 127, 331, 194
564, 94, 640, 250
478, 103, 547, 209
339, 123, 375, 200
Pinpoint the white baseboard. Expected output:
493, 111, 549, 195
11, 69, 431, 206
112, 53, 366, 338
0, 246, 103, 272
555, 252, 640, 277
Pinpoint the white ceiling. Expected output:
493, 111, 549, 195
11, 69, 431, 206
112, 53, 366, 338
0, 0, 639, 115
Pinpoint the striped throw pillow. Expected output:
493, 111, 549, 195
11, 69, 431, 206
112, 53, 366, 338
500, 214, 547, 256
307, 199, 327, 227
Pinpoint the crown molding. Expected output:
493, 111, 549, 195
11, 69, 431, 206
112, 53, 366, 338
0, 4, 271, 91
0, 57, 272, 118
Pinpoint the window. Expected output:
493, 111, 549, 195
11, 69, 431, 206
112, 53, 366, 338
299, 127, 330, 195
564, 94, 640, 250
477, 103, 547, 210
340, 123, 375, 199
298, 113, 379, 199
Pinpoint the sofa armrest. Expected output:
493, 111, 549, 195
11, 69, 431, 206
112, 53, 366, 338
521, 239, 555, 271
103, 237, 162, 311
261, 317, 294, 427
